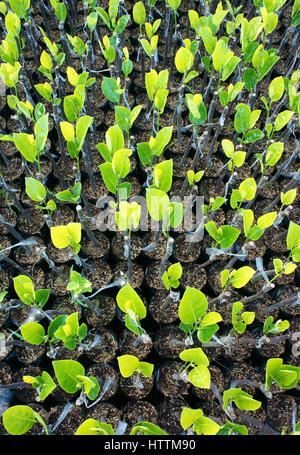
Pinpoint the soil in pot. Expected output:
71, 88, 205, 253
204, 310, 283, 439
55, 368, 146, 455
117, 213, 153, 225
16, 207, 46, 235
13, 236, 45, 265
154, 325, 188, 360
145, 260, 172, 291
254, 332, 286, 359
0, 208, 17, 235
267, 394, 297, 434
158, 397, 189, 435
51, 205, 75, 225
225, 361, 264, 397
83, 295, 117, 327
86, 363, 120, 402
80, 231, 110, 259
86, 401, 121, 432
112, 261, 144, 289
181, 263, 208, 291
141, 231, 168, 261
173, 234, 201, 263
148, 290, 180, 325
121, 400, 158, 435
46, 341, 84, 361
120, 372, 154, 400
46, 242, 74, 263
11, 365, 43, 403
83, 329, 118, 364
118, 328, 153, 360
275, 284, 300, 317
263, 226, 289, 253
84, 259, 112, 290
156, 361, 191, 398
15, 342, 46, 365
44, 265, 70, 297
111, 232, 142, 261
47, 403, 85, 435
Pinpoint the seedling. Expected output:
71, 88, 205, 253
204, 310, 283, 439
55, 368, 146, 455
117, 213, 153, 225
265, 358, 300, 390
234, 104, 264, 144
230, 301, 255, 335
52, 359, 100, 400
230, 177, 257, 211
115, 201, 141, 280
161, 262, 182, 292
116, 283, 147, 336
60, 115, 93, 168
280, 188, 297, 211
205, 220, 240, 250
55, 182, 82, 205
13, 275, 50, 309
180, 407, 221, 435
19, 311, 87, 351
255, 142, 284, 177
114, 104, 143, 142
117, 354, 154, 378
178, 347, 211, 389
25, 177, 56, 215
222, 267, 256, 294
23, 371, 56, 401
179, 286, 223, 343
67, 268, 92, 298
101, 76, 124, 104
223, 388, 262, 411
263, 316, 290, 335
50, 222, 82, 255
222, 140, 246, 175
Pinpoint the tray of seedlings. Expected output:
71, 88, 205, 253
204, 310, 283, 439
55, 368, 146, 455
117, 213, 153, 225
0, 0, 299, 437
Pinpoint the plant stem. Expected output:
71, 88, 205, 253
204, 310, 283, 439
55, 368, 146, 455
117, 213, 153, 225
180, 131, 208, 199
76, 205, 99, 247
159, 236, 174, 279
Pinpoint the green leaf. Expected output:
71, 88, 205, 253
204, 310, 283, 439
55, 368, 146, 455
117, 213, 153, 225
265, 142, 284, 166
52, 360, 85, 394
231, 266, 255, 288
130, 422, 168, 435
219, 225, 240, 249
153, 159, 173, 192
257, 212, 277, 229
274, 110, 294, 131
178, 287, 208, 325
2, 405, 38, 435
20, 322, 45, 345
175, 47, 194, 74
188, 365, 210, 389
13, 275, 35, 305
239, 177, 257, 201
13, 133, 37, 163
25, 177, 46, 202
179, 347, 209, 367
102, 77, 122, 103
99, 162, 118, 194
180, 408, 203, 430
75, 419, 115, 435
112, 148, 131, 178
234, 103, 251, 133
116, 283, 146, 319
287, 222, 300, 251
243, 129, 264, 143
